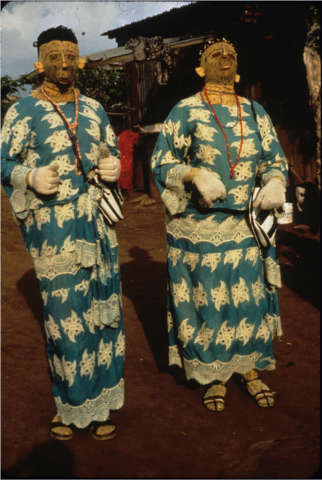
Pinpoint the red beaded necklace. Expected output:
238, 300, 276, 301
41, 87, 82, 175
203, 86, 244, 179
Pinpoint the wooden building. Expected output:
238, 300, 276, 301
85, 2, 320, 194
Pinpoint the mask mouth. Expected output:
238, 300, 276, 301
57, 76, 72, 85
57, 69, 73, 78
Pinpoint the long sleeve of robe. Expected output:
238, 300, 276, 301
1, 94, 125, 427
151, 93, 288, 383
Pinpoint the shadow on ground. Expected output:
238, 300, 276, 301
17, 269, 44, 334
277, 228, 320, 309
2, 440, 75, 479
2, 193, 320, 479
120, 246, 169, 372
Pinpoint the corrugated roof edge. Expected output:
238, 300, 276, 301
85, 35, 208, 63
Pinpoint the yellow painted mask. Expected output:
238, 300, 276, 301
200, 40, 238, 86
38, 40, 80, 87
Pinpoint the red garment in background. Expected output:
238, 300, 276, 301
118, 130, 139, 190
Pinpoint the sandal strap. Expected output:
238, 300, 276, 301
204, 383, 227, 396
203, 395, 225, 402
253, 390, 274, 400
90, 421, 116, 437
242, 374, 260, 384
203, 396, 225, 407
203, 383, 227, 408
243, 376, 275, 407
50, 422, 73, 440
51, 421, 73, 430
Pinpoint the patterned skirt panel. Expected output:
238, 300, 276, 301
19, 192, 125, 428
166, 211, 282, 384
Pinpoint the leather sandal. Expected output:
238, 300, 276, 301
242, 373, 275, 407
50, 415, 74, 441
203, 382, 227, 412
90, 420, 116, 440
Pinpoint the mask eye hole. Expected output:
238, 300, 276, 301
228, 54, 235, 60
49, 54, 59, 61
212, 52, 221, 58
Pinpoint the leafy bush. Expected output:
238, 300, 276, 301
76, 68, 126, 111
1, 67, 126, 120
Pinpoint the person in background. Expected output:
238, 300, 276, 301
118, 128, 140, 196
293, 182, 320, 234
1, 26, 125, 440
151, 37, 288, 412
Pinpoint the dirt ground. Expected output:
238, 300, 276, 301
1, 187, 320, 479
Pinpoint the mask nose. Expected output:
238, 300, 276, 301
61, 53, 67, 68
222, 48, 228, 58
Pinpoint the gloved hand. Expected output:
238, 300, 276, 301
253, 178, 286, 210
28, 164, 60, 195
97, 156, 121, 182
192, 169, 226, 207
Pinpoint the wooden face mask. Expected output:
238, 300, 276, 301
37, 40, 80, 87
200, 41, 238, 86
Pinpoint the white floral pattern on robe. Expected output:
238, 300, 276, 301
152, 93, 288, 384
1, 94, 125, 427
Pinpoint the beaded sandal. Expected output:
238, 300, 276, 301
203, 382, 227, 412
90, 420, 116, 440
50, 415, 74, 441
242, 374, 275, 407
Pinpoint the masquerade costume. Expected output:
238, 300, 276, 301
1, 27, 124, 431
152, 39, 288, 394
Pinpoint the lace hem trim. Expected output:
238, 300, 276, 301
166, 213, 253, 246
261, 169, 286, 187
168, 346, 276, 384
264, 256, 282, 288
86, 294, 122, 328
33, 242, 113, 281
55, 378, 124, 428
75, 239, 104, 268
9, 165, 33, 219
161, 165, 192, 215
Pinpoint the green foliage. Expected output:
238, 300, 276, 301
1, 74, 27, 120
1, 74, 26, 98
1, 68, 126, 120
76, 68, 126, 111
19, 73, 43, 90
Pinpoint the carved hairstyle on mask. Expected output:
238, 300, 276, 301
33, 25, 78, 53
32, 25, 86, 74
199, 37, 237, 64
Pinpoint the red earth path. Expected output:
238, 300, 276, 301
1, 188, 320, 479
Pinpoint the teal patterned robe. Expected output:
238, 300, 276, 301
1, 94, 124, 427
152, 93, 288, 384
